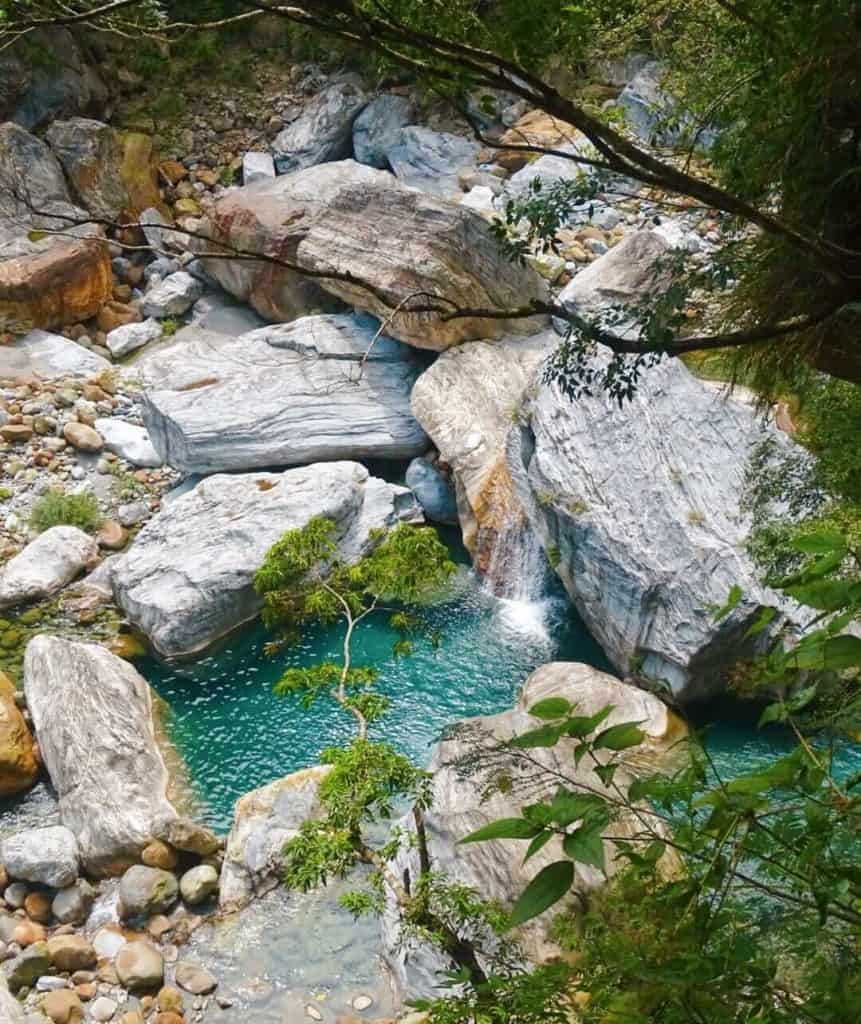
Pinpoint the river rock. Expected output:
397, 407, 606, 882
174, 962, 217, 996
506, 143, 593, 198
119, 866, 178, 920
5, 941, 50, 992
219, 765, 331, 912
382, 663, 683, 999
242, 151, 275, 185
23, 636, 178, 875
45, 118, 128, 221
94, 418, 163, 468
141, 272, 202, 319
0, 329, 110, 380
0, 527, 99, 610
111, 461, 421, 658
405, 457, 458, 525
0, 826, 78, 888
51, 881, 95, 926
105, 318, 163, 358
384, 126, 480, 197
178, 865, 218, 906
197, 159, 548, 350
62, 421, 104, 452
353, 94, 416, 168
151, 817, 219, 858
411, 329, 557, 557
137, 315, 427, 474
90, 996, 118, 1020
507, 354, 794, 701
41, 989, 83, 1024
497, 109, 582, 172
0, 671, 38, 796
46, 935, 97, 973
272, 74, 368, 174
616, 61, 684, 145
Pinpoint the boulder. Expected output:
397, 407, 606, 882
137, 315, 427, 474
384, 126, 480, 197
62, 421, 103, 452
23, 636, 178, 875
616, 61, 685, 145
242, 151, 275, 185
118, 866, 179, 920
0, 670, 38, 796
411, 329, 557, 558
0, 826, 78, 888
507, 355, 795, 701
141, 272, 202, 319
198, 160, 547, 350
115, 941, 164, 991
353, 94, 416, 169
179, 865, 218, 905
46, 935, 96, 973
506, 143, 593, 198
174, 962, 217, 996
111, 462, 422, 658
0, 329, 110, 380
497, 109, 582, 172
0, 526, 99, 610
105, 318, 162, 358
382, 663, 684, 998
219, 765, 331, 912
151, 817, 219, 858
272, 74, 368, 174
118, 133, 166, 219
405, 457, 458, 525
45, 119, 128, 221
5, 941, 50, 993
94, 419, 163, 469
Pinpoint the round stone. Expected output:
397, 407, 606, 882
23, 889, 52, 923
179, 864, 218, 906
115, 940, 164, 991
352, 994, 374, 1011
141, 840, 178, 871
156, 985, 184, 1013
175, 961, 217, 995
47, 934, 97, 973
41, 989, 83, 1024
62, 422, 104, 452
118, 865, 179, 920
90, 996, 118, 1022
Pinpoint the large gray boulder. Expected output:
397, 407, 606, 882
507, 356, 795, 701
353, 94, 416, 169
198, 159, 548, 350
272, 74, 368, 174
383, 126, 479, 197
218, 765, 331, 912
111, 462, 422, 658
0, 825, 79, 888
0, 526, 99, 610
382, 662, 683, 999
45, 118, 128, 221
405, 457, 458, 525
141, 271, 203, 318
23, 636, 178, 876
0, 329, 110, 379
137, 314, 427, 474
411, 329, 557, 557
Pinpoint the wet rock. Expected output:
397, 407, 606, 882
174, 962, 217, 996
138, 315, 427, 474
0, 670, 38, 796
94, 419, 162, 469
45, 119, 128, 221
272, 74, 368, 174
105, 318, 163, 358
5, 941, 50, 992
62, 421, 104, 452
0, 826, 78, 888
179, 865, 218, 906
119, 865, 179, 920
384, 126, 479, 198
405, 458, 458, 525
23, 637, 178, 875
198, 159, 547, 350
115, 940, 164, 991
46, 935, 96, 973
353, 94, 415, 169
111, 462, 421, 658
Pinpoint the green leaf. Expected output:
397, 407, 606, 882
563, 822, 606, 872
573, 743, 589, 768
593, 763, 618, 787
790, 529, 848, 556
459, 818, 542, 844
522, 830, 553, 864
528, 697, 573, 720
511, 724, 564, 749
549, 790, 604, 827
785, 579, 861, 612
713, 584, 743, 622
593, 722, 646, 751
744, 606, 777, 638
564, 704, 613, 738
508, 860, 575, 927
792, 634, 861, 670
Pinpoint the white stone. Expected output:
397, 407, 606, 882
105, 318, 162, 358
0, 329, 110, 380
142, 271, 202, 318
241, 151, 275, 185
94, 418, 163, 468
0, 526, 99, 609
0, 826, 79, 888
90, 996, 117, 1021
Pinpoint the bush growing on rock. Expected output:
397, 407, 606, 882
29, 490, 102, 535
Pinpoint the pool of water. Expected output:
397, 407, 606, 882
143, 562, 611, 833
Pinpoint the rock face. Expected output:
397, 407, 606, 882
0, 825, 79, 888
507, 357, 794, 701
383, 662, 684, 999
0, 328, 110, 380
94, 418, 163, 468
45, 118, 128, 220
411, 329, 557, 557
219, 765, 332, 912
0, 526, 99, 610
198, 160, 548, 350
272, 75, 368, 174
111, 462, 422, 658
138, 315, 427, 474
0, 671, 38, 796
353, 94, 416, 169
23, 636, 178, 875
384, 126, 479, 197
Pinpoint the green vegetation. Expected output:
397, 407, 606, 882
29, 490, 102, 534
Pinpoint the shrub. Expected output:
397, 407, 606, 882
29, 491, 102, 534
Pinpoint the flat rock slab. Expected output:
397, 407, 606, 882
0, 329, 110, 380
0, 526, 99, 610
111, 461, 422, 658
138, 313, 428, 474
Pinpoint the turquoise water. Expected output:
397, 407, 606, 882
145, 564, 611, 832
